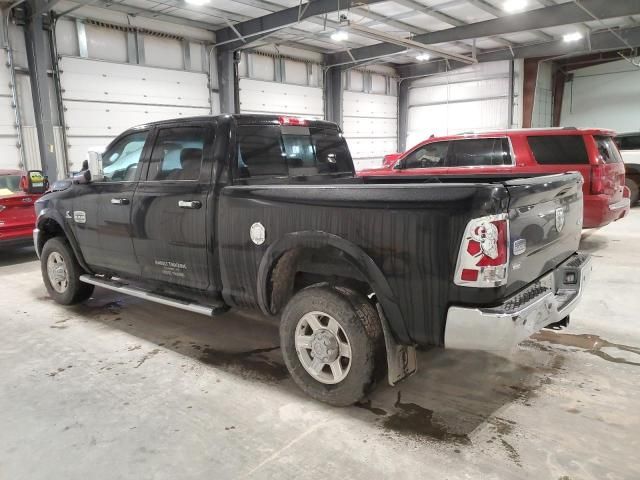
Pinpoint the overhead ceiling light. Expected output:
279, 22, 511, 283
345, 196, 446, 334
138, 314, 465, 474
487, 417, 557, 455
330, 30, 349, 42
185, 0, 210, 5
415, 53, 430, 61
563, 31, 583, 42
503, 0, 527, 13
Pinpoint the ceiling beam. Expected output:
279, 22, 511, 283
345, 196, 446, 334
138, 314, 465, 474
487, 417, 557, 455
466, 0, 554, 41
328, 0, 640, 66
214, 0, 387, 51
396, 25, 640, 78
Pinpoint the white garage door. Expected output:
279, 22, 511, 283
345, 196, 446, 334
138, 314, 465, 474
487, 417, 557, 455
407, 60, 520, 149
343, 91, 397, 170
239, 78, 324, 118
0, 50, 21, 171
59, 57, 211, 170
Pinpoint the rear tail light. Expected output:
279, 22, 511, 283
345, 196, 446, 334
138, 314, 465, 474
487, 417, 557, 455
278, 116, 309, 126
590, 164, 604, 195
455, 214, 509, 287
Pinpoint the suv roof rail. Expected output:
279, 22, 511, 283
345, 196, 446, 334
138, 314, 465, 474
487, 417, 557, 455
561, 126, 577, 130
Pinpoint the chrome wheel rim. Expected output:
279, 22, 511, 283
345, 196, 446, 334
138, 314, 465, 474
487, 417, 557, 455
46, 252, 69, 293
295, 311, 352, 385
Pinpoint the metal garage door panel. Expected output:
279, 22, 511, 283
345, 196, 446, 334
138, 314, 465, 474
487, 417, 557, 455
239, 78, 323, 118
342, 91, 398, 169
63, 101, 210, 137
59, 57, 211, 170
59, 57, 210, 107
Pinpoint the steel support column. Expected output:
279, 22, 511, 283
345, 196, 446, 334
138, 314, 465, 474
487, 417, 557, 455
216, 49, 239, 114
398, 79, 409, 152
324, 67, 342, 127
23, 2, 59, 180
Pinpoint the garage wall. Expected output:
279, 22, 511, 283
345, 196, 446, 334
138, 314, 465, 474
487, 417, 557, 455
560, 58, 640, 132
55, 19, 213, 171
238, 50, 324, 118
531, 61, 553, 128
343, 69, 397, 170
406, 60, 522, 149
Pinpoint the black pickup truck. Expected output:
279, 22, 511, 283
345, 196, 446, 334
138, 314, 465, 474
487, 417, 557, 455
34, 114, 591, 405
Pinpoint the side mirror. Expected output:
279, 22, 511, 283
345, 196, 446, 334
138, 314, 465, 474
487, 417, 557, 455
72, 169, 91, 185
23, 170, 48, 194
87, 148, 105, 182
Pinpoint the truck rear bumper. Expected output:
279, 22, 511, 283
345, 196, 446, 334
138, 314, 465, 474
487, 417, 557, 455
444, 253, 592, 351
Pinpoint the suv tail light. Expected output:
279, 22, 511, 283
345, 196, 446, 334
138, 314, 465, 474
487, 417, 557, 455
590, 164, 604, 195
455, 214, 509, 287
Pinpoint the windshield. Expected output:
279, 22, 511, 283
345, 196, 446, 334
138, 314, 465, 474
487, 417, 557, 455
0, 175, 21, 196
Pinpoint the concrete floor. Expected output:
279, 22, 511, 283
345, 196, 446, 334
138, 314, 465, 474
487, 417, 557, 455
1, 211, 639, 480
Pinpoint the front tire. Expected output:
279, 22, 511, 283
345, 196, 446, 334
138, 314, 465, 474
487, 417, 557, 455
41, 237, 94, 305
280, 285, 383, 406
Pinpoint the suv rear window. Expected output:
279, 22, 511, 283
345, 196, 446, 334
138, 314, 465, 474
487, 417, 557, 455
236, 124, 352, 178
527, 135, 589, 165
595, 136, 623, 164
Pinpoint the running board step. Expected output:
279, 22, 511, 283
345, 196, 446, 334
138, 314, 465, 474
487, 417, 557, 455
79, 275, 228, 316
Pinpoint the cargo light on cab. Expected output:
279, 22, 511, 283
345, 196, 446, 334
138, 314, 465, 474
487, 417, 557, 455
278, 116, 309, 126
455, 214, 510, 287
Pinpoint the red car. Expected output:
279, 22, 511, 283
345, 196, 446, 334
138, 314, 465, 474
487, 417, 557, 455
361, 128, 631, 229
0, 169, 46, 247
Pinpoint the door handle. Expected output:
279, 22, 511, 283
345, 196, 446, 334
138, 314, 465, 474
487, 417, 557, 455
110, 198, 130, 205
178, 200, 202, 209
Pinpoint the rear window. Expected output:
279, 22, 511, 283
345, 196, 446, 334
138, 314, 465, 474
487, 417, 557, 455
527, 135, 589, 165
616, 135, 640, 151
449, 138, 511, 167
595, 136, 623, 164
236, 124, 352, 178
0, 175, 21, 195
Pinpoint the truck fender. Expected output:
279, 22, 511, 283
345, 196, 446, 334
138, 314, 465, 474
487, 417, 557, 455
256, 230, 412, 346
36, 208, 93, 274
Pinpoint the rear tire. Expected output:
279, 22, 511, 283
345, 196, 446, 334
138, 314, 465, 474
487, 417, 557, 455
626, 178, 639, 206
280, 284, 384, 406
41, 237, 94, 305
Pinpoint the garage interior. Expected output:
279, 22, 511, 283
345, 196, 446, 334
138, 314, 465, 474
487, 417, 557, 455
1, 0, 639, 478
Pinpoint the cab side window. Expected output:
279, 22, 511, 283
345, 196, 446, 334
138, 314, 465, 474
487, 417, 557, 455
101, 131, 149, 182
147, 127, 206, 181
403, 141, 449, 169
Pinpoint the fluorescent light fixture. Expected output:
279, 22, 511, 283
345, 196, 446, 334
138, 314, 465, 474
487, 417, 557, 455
415, 53, 430, 61
330, 30, 349, 42
185, 0, 210, 4
563, 31, 583, 42
503, 0, 527, 13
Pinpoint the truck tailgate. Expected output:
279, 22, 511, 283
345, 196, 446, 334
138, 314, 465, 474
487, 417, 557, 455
504, 172, 583, 295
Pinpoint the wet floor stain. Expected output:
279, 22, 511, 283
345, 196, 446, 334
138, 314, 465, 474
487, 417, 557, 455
47, 365, 73, 377
500, 438, 522, 467
198, 346, 286, 383
532, 331, 640, 367
134, 349, 161, 368
381, 392, 470, 445
355, 400, 388, 416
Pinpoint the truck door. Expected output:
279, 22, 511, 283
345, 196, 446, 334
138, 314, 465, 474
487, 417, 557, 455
131, 123, 213, 291
71, 129, 150, 276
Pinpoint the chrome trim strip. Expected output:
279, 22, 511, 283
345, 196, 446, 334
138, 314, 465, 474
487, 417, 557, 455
609, 198, 631, 211
79, 274, 214, 316
445, 253, 592, 351
33, 228, 40, 259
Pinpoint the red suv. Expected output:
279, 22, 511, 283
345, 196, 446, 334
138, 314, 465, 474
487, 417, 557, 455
0, 169, 47, 247
360, 128, 630, 229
